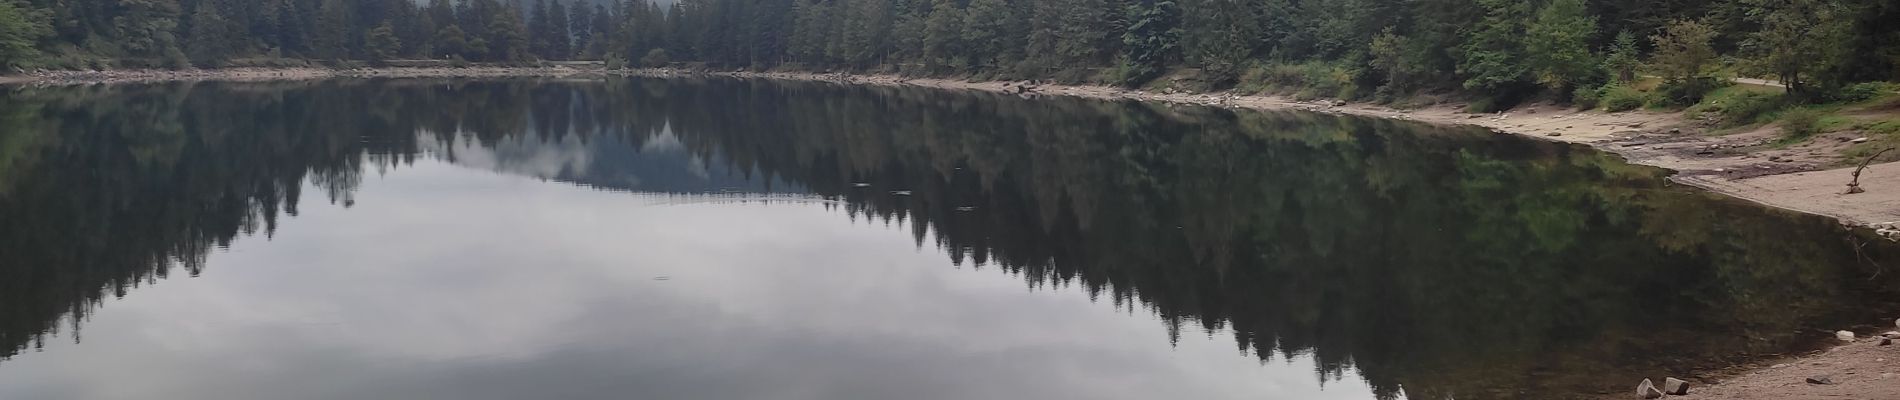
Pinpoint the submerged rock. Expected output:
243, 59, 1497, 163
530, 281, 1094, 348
1662, 378, 1690, 395
1637, 378, 1664, 399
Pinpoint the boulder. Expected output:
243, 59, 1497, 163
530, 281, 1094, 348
1838, 330, 1856, 342
1881, 337, 1892, 346
1637, 378, 1664, 399
1662, 378, 1690, 395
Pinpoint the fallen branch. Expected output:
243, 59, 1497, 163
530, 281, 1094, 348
1845, 148, 1894, 194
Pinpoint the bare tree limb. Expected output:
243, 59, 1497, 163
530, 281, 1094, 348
1845, 148, 1894, 194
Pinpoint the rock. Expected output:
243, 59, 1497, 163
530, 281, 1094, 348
1669, 128, 1682, 134
1894, 318, 1899, 329
1882, 331, 1900, 339
1637, 378, 1664, 399
889, 190, 912, 196
852, 183, 872, 188
1881, 337, 1892, 346
1547, 132, 1562, 137
954, 206, 977, 212
1839, 330, 1857, 342
1852, 137, 1871, 143
1662, 377, 1690, 395
1806, 375, 1834, 385
1630, 123, 1645, 128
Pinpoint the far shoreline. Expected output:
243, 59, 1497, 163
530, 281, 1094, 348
5, 65, 1896, 230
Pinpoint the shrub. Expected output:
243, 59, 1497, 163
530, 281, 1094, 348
640, 48, 670, 68
1601, 84, 1648, 112
1714, 91, 1785, 126
1653, 76, 1727, 107
1465, 97, 1499, 113
1571, 85, 1603, 110
1779, 108, 1822, 140
1830, 82, 1896, 103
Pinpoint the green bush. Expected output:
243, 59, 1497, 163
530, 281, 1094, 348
1465, 97, 1500, 113
1831, 82, 1896, 103
1254, 61, 1359, 99
1571, 85, 1603, 110
1714, 91, 1785, 126
640, 48, 670, 68
1653, 77, 1727, 107
1779, 108, 1822, 140
1601, 84, 1648, 112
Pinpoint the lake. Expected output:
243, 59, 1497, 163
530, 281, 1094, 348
1, 78, 1897, 400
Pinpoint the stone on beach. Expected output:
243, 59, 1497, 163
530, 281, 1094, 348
1662, 378, 1690, 395
1637, 378, 1664, 399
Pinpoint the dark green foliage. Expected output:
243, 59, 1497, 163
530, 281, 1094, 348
365, 21, 400, 63
1117, 0, 1180, 86
640, 47, 668, 67
0, 0, 50, 70
1601, 84, 1648, 112
1712, 90, 1787, 126
1780, 108, 1823, 139
0, 0, 1894, 104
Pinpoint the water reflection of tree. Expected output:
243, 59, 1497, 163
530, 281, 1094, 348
1, 79, 1896, 400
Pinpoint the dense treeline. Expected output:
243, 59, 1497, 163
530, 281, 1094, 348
3, 0, 1898, 104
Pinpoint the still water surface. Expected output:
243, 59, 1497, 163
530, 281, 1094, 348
1, 78, 1897, 400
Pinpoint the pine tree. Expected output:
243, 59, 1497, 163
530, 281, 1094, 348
0, 0, 51, 69
961, 0, 1009, 69
435, 23, 469, 59
116, 0, 187, 66
920, 0, 962, 68
1117, 0, 1179, 85
1523, 0, 1598, 91
487, 1, 529, 61
1602, 31, 1639, 83
185, 2, 233, 66
1456, 0, 1531, 92
528, 0, 551, 59
570, 2, 593, 58
1742, 0, 1852, 101
365, 20, 401, 63
548, 0, 570, 59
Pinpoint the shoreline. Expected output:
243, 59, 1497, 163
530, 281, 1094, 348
9, 66, 1894, 226
4, 65, 1898, 397
706, 70, 1900, 230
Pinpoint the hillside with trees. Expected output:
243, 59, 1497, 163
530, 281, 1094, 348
0, 0, 1897, 107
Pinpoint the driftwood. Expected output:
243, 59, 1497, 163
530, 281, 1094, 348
1846, 148, 1895, 194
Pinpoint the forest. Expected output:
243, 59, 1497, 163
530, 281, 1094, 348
0, 0, 1898, 106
